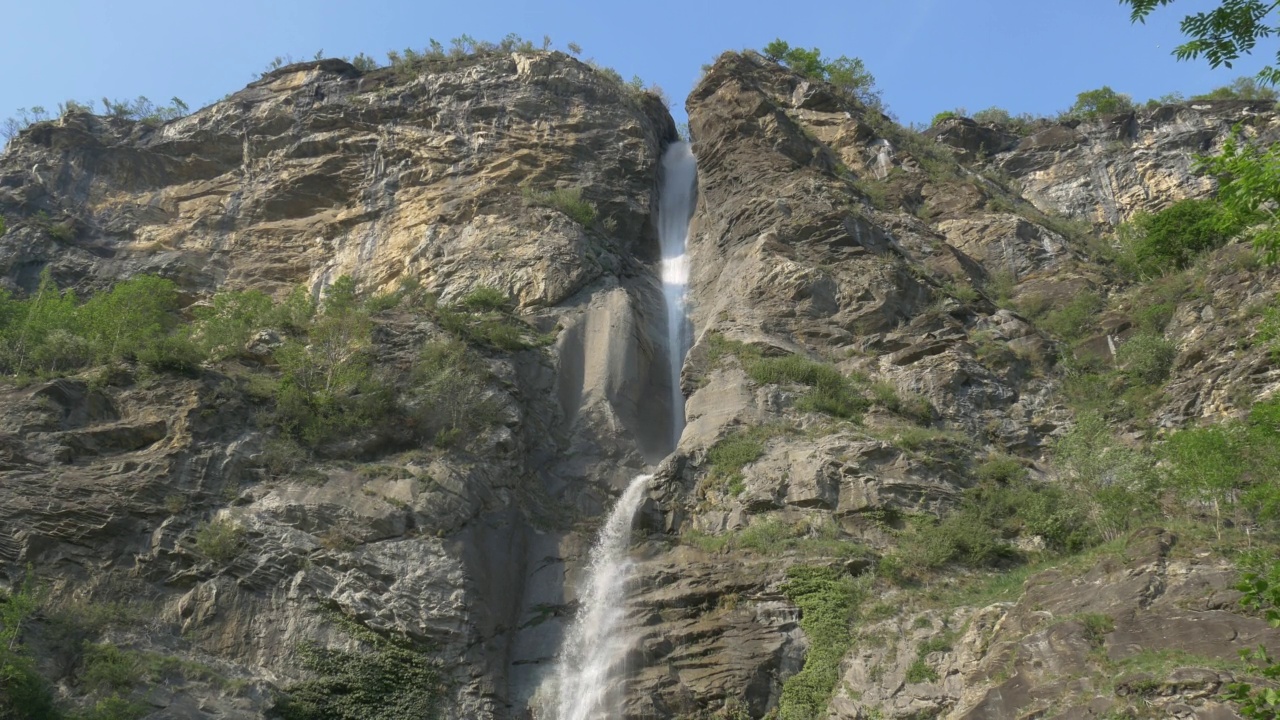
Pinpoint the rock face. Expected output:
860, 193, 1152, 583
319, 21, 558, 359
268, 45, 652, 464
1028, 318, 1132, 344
931, 100, 1280, 227
2, 45, 1280, 720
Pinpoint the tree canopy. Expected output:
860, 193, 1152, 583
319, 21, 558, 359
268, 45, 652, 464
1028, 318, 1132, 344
761, 39, 880, 105
1123, 0, 1280, 84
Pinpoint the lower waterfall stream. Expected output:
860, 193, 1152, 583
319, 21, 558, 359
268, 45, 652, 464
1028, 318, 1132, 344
550, 141, 697, 719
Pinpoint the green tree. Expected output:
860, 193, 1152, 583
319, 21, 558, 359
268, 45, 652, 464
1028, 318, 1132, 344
1069, 86, 1134, 118
761, 39, 879, 104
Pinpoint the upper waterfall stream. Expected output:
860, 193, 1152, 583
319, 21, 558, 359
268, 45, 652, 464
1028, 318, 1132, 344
657, 141, 697, 448
549, 141, 697, 719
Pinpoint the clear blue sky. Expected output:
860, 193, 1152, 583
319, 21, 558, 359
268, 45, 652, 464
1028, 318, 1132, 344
1, 0, 1269, 130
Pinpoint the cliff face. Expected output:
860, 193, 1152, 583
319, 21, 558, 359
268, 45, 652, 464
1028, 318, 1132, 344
0, 51, 680, 719
1, 46, 1279, 720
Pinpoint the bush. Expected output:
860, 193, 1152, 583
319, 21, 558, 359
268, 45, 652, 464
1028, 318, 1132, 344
704, 430, 767, 495
273, 282, 392, 446
82, 644, 142, 694
1118, 199, 1246, 275
1192, 76, 1280, 102
1160, 397, 1280, 536
457, 286, 509, 312
1053, 413, 1156, 540
192, 289, 275, 360
0, 271, 184, 377
1039, 291, 1103, 341
1115, 332, 1176, 385
195, 518, 245, 564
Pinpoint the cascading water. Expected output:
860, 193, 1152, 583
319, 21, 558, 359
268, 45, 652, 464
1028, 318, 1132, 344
657, 141, 698, 446
551, 474, 653, 720
549, 141, 697, 720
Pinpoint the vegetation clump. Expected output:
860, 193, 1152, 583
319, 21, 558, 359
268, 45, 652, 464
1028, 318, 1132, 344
1115, 198, 1249, 277
777, 566, 865, 719
521, 186, 600, 228
275, 606, 444, 720
761, 39, 880, 105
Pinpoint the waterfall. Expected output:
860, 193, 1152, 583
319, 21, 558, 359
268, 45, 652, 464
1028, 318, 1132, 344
551, 474, 653, 720
550, 141, 697, 720
657, 141, 697, 448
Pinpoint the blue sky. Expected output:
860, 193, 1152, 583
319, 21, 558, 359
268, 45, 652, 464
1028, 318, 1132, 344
1, 0, 1269, 130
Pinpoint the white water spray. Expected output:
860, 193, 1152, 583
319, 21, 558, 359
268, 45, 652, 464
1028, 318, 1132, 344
657, 141, 697, 447
550, 141, 697, 720
552, 474, 653, 720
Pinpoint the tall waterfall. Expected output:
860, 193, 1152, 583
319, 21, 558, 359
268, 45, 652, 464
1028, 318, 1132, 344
551, 474, 653, 720
657, 141, 697, 447
550, 141, 697, 720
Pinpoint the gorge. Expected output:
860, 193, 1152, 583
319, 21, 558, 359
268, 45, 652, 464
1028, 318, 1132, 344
1, 43, 1279, 720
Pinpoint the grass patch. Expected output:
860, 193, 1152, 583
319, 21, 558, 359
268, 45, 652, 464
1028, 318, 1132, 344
682, 517, 868, 560
702, 425, 794, 495
705, 334, 869, 421
522, 186, 599, 227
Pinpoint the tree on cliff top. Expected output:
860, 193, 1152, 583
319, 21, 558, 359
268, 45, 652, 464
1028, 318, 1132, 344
761, 39, 881, 105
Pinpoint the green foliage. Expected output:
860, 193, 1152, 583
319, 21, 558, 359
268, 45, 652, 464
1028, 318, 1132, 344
1053, 413, 1156, 540
702, 426, 792, 495
521, 186, 599, 227
706, 334, 869, 420
457, 287, 509, 312
683, 517, 867, 559
0, 271, 186, 378
1039, 291, 1103, 341
81, 644, 142, 694
970, 106, 1039, 135
73, 693, 149, 720
434, 292, 546, 352
194, 518, 245, 564
274, 279, 391, 446
192, 289, 275, 360
777, 566, 864, 720
1159, 397, 1280, 537
407, 339, 500, 447
870, 381, 933, 424
276, 607, 444, 720
1069, 86, 1135, 118
904, 658, 939, 684
1194, 75, 1280, 101
1224, 559, 1280, 718
1124, 0, 1280, 86
0, 572, 58, 720
929, 110, 960, 126
100, 95, 188, 124
749, 354, 868, 420
1118, 198, 1248, 276
1199, 129, 1280, 262
1114, 332, 1176, 385
760, 39, 880, 105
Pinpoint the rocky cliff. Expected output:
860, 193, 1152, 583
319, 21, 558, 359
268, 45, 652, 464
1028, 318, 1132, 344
1, 45, 1279, 720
